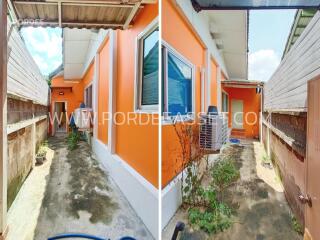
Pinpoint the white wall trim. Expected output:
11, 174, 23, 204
93, 54, 99, 139
217, 66, 222, 112
92, 138, 158, 239
108, 30, 117, 154
161, 169, 186, 230
201, 67, 205, 113
206, 51, 211, 109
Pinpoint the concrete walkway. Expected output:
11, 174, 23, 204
7, 135, 152, 240
163, 140, 303, 240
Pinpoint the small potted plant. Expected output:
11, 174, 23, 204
36, 147, 47, 165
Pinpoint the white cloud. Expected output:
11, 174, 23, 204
22, 27, 62, 58
249, 49, 280, 82
33, 54, 49, 72
51, 60, 62, 69
21, 27, 62, 75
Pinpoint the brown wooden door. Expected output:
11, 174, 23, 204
306, 78, 320, 239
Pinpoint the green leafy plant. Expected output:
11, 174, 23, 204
67, 132, 80, 150
182, 162, 203, 206
291, 215, 303, 235
262, 154, 271, 163
37, 147, 46, 156
211, 158, 240, 200
187, 157, 240, 234
172, 123, 240, 235
188, 185, 232, 234
37, 141, 48, 157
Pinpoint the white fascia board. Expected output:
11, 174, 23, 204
175, 0, 229, 79
81, 29, 109, 78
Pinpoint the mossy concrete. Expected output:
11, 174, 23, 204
7, 134, 152, 240
163, 140, 303, 240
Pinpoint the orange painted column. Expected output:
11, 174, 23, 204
97, 38, 110, 145
210, 58, 218, 106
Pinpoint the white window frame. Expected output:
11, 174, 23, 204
162, 40, 196, 124
84, 83, 93, 109
134, 17, 159, 113
221, 90, 229, 113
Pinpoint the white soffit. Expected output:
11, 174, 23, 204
205, 10, 248, 79
63, 28, 99, 80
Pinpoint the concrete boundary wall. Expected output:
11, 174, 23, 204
7, 98, 48, 209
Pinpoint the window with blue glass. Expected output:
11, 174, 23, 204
136, 21, 159, 111
162, 47, 193, 116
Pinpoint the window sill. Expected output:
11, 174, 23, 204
135, 105, 158, 114
161, 115, 195, 125
135, 109, 158, 114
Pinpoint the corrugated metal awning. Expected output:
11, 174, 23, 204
8, 0, 156, 29
191, 0, 320, 11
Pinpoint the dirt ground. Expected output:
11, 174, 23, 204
7, 134, 152, 240
163, 140, 303, 240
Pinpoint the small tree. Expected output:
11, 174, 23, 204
173, 122, 207, 206
172, 120, 239, 235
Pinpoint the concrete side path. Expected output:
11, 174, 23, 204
163, 140, 303, 240
7, 135, 152, 240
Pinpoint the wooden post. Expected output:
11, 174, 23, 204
0, 0, 7, 237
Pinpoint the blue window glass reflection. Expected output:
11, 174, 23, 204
167, 53, 192, 116
142, 28, 159, 105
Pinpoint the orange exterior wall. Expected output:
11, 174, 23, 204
50, 63, 94, 134
114, 3, 159, 187
223, 86, 261, 138
162, 0, 205, 187
83, 63, 94, 88
210, 59, 218, 106
97, 39, 110, 144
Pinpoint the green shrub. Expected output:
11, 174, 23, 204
211, 159, 240, 193
67, 132, 80, 150
186, 157, 240, 235
188, 192, 232, 234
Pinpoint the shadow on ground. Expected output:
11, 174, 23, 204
163, 141, 303, 240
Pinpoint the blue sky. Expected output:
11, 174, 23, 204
248, 10, 296, 81
21, 27, 62, 76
